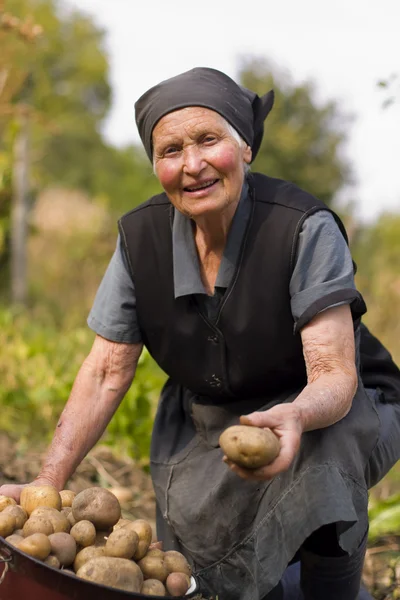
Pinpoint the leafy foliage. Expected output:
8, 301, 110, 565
353, 214, 400, 365
369, 494, 400, 541
239, 57, 352, 206
0, 306, 166, 464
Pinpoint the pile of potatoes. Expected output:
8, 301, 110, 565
0, 485, 192, 597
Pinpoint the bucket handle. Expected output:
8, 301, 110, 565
0, 551, 12, 585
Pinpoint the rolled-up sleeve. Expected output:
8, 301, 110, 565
290, 211, 366, 332
87, 235, 142, 343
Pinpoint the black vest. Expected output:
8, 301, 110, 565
119, 173, 365, 401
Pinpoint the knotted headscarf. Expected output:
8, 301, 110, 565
135, 67, 274, 163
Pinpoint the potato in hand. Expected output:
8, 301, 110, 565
219, 425, 280, 469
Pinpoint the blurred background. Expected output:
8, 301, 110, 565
0, 0, 399, 596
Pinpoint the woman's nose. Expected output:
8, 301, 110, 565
182, 147, 206, 175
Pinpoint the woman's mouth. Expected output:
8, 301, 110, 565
183, 179, 219, 195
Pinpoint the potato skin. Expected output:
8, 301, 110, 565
31, 507, 69, 533
146, 548, 165, 559
76, 556, 143, 592
113, 518, 134, 531
67, 510, 77, 528
23, 516, 54, 537
18, 533, 52, 560
73, 545, 105, 572
0, 496, 17, 512
20, 485, 62, 515
219, 424, 280, 469
104, 528, 139, 559
138, 555, 169, 582
2, 505, 28, 529
48, 532, 77, 567
141, 579, 166, 596
44, 554, 61, 569
70, 520, 96, 548
60, 490, 76, 508
122, 519, 153, 560
5, 534, 24, 546
166, 572, 191, 596
72, 488, 121, 529
0, 513, 16, 538
163, 551, 192, 577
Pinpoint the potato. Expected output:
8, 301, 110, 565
76, 556, 143, 592
146, 548, 165, 559
20, 485, 62, 516
219, 424, 280, 469
31, 507, 70, 533
163, 551, 192, 577
113, 518, 133, 531
23, 516, 54, 537
48, 532, 77, 567
5, 534, 24, 546
138, 555, 169, 582
2, 505, 28, 529
122, 519, 152, 560
18, 533, 51, 560
60, 490, 76, 508
104, 528, 139, 559
70, 520, 96, 548
44, 554, 61, 569
166, 572, 191, 597
0, 496, 17, 512
109, 487, 133, 504
72, 487, 121, 529
0, 513, 16, 537
141, 579, 166, 596
73, 545, 105, 572
67, 510, 77, 528
13, 528, 24, 536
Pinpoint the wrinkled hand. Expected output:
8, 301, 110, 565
0, 478, 55, 503
223, 403, 303, 481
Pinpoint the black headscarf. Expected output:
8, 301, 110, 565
135, 67, 274, 163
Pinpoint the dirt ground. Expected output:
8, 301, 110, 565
0, 432, 156, 528
0, 432, 399, 599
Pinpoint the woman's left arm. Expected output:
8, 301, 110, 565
224, 304, 358, 480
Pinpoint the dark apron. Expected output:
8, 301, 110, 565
150, 379, 380, 600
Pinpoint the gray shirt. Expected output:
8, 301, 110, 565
88, 188, 355, 343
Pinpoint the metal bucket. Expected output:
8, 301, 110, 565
0, 537, 200, 600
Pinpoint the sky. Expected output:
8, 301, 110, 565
65, 0, 400, 222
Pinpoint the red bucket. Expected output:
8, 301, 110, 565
0, 537, 199, 600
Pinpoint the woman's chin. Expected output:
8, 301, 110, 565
181, 195, 231, 218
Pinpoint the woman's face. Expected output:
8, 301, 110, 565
152, 107, 252, 218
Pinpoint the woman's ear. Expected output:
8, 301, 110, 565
244, 144, 252, 164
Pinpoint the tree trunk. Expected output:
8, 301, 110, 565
11, 109, 29, 305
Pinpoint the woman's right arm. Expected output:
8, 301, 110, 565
0, 335, 143, 501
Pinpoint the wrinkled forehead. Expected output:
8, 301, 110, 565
152, 107, 229, 145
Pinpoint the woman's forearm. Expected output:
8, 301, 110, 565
293, 370, 357, 433
36, 338, 141, 490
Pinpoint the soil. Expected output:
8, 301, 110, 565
1, 432, 399, 599
0, 432, 156, 528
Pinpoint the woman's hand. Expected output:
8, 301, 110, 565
223, 403, 303, 481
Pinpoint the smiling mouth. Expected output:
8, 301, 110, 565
183, 179, 219, 192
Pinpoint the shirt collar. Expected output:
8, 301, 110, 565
172, 179, 250, 298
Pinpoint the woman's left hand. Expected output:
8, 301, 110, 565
223, 403, 303, 481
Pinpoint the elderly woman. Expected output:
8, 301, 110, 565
2, 68, 400, 600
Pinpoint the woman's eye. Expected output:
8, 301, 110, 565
165, 146, 179, 155
203, 135, 216, 144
